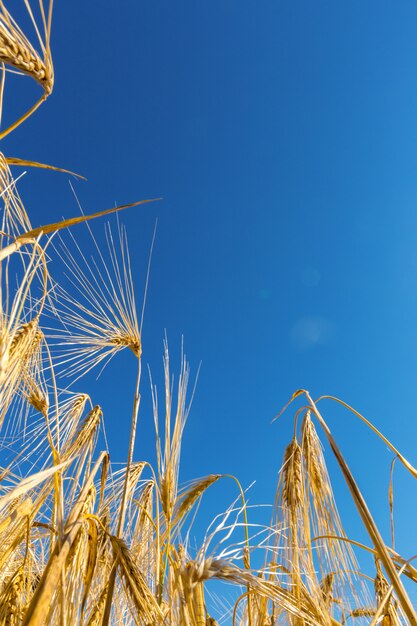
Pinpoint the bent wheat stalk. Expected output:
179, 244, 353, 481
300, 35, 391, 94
304, 390, 417, 625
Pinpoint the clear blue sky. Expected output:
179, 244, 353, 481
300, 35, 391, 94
6, 0, 417, 600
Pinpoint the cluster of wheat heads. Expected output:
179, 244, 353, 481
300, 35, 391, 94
0, 2, 416, 625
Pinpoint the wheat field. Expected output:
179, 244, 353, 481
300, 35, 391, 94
0, 2, 415, 624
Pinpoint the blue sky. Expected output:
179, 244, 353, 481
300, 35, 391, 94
6, 0, 417, 603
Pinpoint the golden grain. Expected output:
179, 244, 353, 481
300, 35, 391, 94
0, 4, 414, 626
